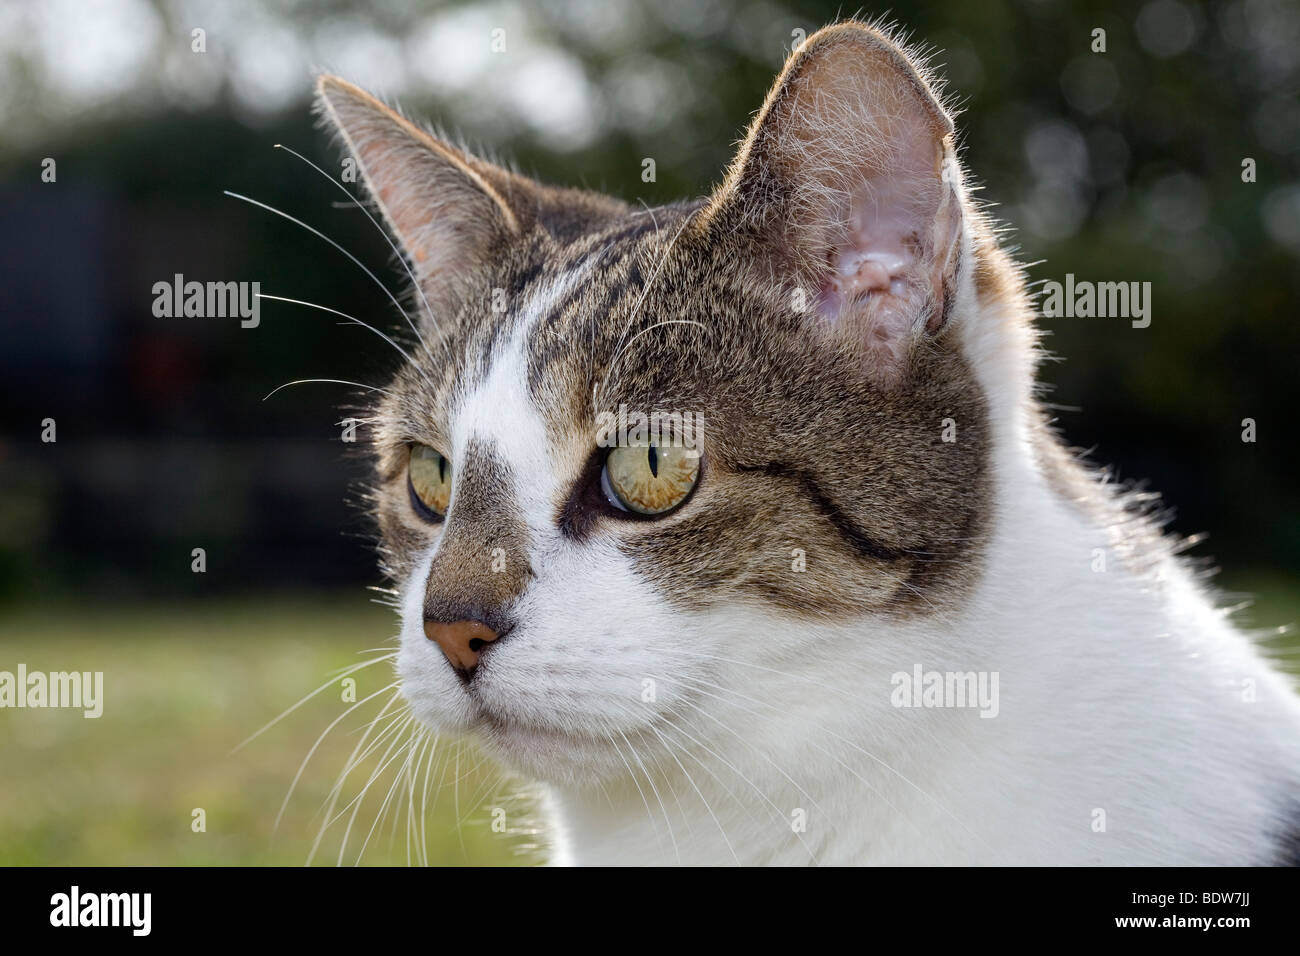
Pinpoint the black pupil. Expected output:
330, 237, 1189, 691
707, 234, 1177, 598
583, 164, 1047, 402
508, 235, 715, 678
438, 455, 446, 483
647, 445, 658, 478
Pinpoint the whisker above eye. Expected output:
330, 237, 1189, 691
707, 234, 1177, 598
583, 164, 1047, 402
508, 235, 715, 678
222, 189, 447, 368
270, 143, 450, 366
593, 213, 697, 413
255, 293, 436, 390
262, 378, 392, 402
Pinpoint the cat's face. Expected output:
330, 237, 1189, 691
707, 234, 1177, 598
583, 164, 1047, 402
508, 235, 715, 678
319, 23, 998, 784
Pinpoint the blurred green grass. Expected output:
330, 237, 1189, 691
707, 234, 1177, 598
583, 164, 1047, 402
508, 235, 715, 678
0, 577, 1295, 866
1215, 572, 1300, 675
0, 599, 543, 866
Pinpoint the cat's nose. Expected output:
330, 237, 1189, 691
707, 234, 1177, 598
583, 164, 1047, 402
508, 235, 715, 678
423, 619, 501, 680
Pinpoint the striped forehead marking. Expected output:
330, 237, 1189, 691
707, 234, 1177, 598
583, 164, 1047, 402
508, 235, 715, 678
449, 264, 598, 525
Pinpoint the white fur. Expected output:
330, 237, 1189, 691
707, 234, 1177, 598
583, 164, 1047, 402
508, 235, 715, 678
394, 220, 1300, 869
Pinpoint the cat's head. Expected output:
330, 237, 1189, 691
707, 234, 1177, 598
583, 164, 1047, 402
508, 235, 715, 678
317, 22, 1014, 785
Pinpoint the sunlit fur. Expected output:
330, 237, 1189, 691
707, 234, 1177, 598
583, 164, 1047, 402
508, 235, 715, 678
314, 20, 1300, 865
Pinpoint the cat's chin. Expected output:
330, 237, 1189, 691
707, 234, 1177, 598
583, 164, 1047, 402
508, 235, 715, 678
469, 708, 638, 786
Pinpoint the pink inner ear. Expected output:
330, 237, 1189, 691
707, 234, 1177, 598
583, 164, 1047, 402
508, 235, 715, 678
817, 182, 934, 375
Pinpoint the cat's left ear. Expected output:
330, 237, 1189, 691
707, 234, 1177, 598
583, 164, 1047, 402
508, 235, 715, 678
705, 23, 966, 386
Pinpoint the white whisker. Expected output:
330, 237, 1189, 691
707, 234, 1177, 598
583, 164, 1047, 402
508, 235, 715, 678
270, 143, 451, 365
262, 378, 390, 401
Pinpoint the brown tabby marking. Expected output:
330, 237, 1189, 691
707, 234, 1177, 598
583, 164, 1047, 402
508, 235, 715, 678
323, 22, 998, 623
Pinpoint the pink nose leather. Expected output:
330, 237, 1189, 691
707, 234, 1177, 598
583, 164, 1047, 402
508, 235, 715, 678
424, 619, 500, 674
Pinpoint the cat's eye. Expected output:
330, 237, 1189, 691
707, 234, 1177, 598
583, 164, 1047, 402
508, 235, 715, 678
408, 444, 452, 521
601, 443, 700, 516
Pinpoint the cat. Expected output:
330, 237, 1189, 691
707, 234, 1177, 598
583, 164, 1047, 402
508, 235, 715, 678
314, 20, 1300, 865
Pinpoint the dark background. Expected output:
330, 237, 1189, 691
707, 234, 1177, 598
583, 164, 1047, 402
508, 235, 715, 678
1, 0, 1297, 602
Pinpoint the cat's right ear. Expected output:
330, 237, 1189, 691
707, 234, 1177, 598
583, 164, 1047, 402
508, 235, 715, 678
315, 75, 521, 313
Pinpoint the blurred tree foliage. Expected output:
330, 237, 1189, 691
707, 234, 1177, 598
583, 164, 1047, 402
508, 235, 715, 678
0, 0, 1296, 598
